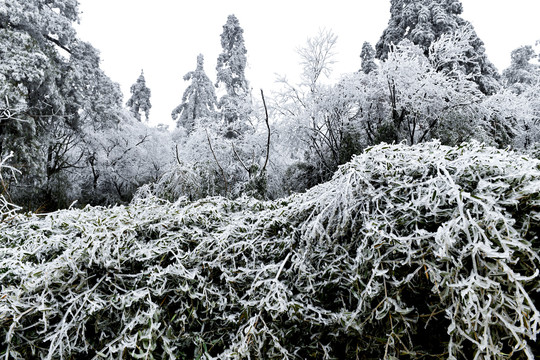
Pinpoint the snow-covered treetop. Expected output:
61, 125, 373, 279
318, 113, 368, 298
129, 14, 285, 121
171, 54, 217, 133
216, 14, 249, 97
126, 70, 152, 122
215, 15, 252, 132
297, 28, 337, 93
503, 45, 540, 93
360, 41, 377, 74
376, 0, 500, 94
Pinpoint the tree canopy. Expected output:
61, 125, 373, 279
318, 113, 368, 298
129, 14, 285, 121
375, 0, 500, 94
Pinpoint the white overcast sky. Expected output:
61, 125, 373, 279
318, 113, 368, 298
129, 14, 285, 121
75, 0, 539, 128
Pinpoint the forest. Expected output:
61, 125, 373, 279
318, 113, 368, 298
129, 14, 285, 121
1, 0, 539, 359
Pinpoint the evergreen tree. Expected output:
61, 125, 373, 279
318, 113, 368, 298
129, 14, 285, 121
215, 14, 251, 137
126, 71, 152, 122
360, 41, 377, 74
171, 54, 217, 133
375, 0, 499, 94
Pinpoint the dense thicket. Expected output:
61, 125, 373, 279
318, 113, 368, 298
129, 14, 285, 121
2, 1, 540, 209
1, 142, 539, 359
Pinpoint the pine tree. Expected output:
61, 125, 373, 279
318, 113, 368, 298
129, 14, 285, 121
375, 0, 499, 94
171, 54, 217, 133
126, 71, 152, 122
215, 14, 251, 136
360, 42, 377, 74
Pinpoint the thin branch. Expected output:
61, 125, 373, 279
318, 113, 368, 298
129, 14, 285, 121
44, 34, 73, 55
260, 89, 271, 173
231, 143, 250, 174
175, 144, 181, 165
205, 129, 229, 196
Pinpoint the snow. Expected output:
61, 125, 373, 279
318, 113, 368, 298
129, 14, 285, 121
1, 141, 539, 358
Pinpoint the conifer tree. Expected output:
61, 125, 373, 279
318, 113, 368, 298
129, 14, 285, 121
360, 42, 377, 74
375, 0, 499, 94
215, 14, 251, 136
172, 54, 217, 133
126, 71, 152, 122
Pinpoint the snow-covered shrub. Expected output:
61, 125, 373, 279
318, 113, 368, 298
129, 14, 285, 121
1, 141, 539, 359
74, 114, 172, 207
155, 112, 281, 202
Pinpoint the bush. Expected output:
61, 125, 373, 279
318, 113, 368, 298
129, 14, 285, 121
1, 141, 539, 359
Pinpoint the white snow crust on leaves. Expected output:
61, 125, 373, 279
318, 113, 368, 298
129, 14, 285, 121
1, 141, 539, 359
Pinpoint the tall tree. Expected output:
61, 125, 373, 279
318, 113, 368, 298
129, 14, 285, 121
360, 41, 377, 74
126, 71, 152, 122
215, 14, 250, 137
171, 54, 217, 133
375, 0, 499, 94
274, 29, 343, 186
0, 0, 124, 210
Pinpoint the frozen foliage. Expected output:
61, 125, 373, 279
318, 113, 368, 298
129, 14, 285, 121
502, 46, 540, 94
155, 107, 276, 202
1, 0, 127, 210
297, 29, 337, 93
78, 114, 171, 206
275, 29, 504, 190
1, 141, 539, 359
0, 0, 79, 49
500, 45, 540, 149
273, 29, 345, 185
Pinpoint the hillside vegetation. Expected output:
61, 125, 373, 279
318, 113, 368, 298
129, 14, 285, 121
1, 141, 539, 359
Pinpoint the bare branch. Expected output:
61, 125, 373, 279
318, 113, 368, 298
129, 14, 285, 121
232, 143, 250, 174
44, 34, 73, 55
175, 144, 182, 166
205, 129, 229, 196
260, 89, 271, 174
